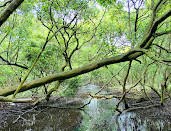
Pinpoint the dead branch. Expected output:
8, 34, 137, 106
13, 106, 37, 124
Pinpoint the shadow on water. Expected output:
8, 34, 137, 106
0, 84, 170, 131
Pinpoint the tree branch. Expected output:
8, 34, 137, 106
0, 0, 12, 8
0, 55, 28, 69
13, 29, 52, 97
138, 49, 171, 64
152, 9, 171, 32
0, 0, 24, 26
153, 43, 171, 53
155, 30, 171, 37
0, 48, 143, 96
0, 96, 34, 103
127, 62, 153, 93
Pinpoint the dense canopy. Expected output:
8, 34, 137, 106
0, 0, 170, 110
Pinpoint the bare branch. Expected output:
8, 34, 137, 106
153, 43, 171, 53
0, 55, 28, 69
84, 93, 123, 99
127, 62, 153, 93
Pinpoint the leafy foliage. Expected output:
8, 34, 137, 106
0, 0, 170, 101
62, 76, 82, 97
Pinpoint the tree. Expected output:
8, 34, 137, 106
0, 0, 170, 110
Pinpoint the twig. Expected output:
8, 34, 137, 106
153, 43, 171, 53
79, 98, 92, 109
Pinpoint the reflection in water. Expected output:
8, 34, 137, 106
76, 85, 170, 131
2, 109, 82, 131
77, 98, 170, 131
1, 84, 170, 131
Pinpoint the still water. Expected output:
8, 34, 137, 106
1, 84, 170, 131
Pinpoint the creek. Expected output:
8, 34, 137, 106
0, 84, 170, 131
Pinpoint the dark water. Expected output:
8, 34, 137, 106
1, 84, 170, 131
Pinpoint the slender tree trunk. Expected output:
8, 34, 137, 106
123, 61, 132, 109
